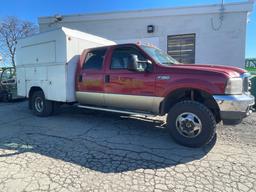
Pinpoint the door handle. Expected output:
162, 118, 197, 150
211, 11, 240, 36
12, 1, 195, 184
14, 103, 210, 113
78, 74, 83, 82
105, 75, 110, 83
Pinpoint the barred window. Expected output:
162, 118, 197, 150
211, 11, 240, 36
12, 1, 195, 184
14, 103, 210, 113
167, 34, 196, 64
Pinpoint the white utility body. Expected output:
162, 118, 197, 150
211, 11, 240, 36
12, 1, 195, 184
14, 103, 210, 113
16, 27, 115, 102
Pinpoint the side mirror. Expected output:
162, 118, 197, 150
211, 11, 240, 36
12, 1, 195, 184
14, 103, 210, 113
127, 54, 152, 72
127, 54, 139, 71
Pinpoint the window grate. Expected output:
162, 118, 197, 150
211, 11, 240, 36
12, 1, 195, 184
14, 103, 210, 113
167, 34, 196, 64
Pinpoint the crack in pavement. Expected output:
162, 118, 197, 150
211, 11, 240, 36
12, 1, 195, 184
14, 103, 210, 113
0, 101, 255, 192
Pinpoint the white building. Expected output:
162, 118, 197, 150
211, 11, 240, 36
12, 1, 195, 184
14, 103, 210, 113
39, 1, 254, 68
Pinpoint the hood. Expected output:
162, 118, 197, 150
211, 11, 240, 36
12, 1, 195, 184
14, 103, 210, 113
167, 64, 246, 78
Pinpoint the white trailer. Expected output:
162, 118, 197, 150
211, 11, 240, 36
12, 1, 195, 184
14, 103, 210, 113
16, 27, 115, 104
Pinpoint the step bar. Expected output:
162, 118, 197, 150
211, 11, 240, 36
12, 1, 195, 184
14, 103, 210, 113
77, 105, 154, 116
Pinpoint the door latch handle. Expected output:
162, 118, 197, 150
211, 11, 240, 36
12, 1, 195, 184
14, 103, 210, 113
79, 74, 83, 82
105, 75, 110, 83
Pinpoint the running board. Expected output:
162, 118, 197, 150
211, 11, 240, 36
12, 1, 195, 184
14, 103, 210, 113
77, 105, 154, 116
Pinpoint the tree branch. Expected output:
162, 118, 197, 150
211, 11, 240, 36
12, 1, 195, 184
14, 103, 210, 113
0, 16, 38, 67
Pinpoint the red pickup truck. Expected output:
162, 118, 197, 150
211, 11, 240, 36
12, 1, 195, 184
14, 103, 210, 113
63, 43, 253, 147
19, 42, 255, 147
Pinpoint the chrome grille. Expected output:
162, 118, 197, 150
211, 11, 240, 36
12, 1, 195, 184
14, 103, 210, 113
241, 73, 251, 93
248, 78, 252, 91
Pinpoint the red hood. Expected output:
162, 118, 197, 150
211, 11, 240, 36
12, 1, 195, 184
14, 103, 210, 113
169, 64, 246, 78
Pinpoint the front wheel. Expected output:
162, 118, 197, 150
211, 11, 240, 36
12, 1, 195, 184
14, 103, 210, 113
1, 91, 12, 102
167, 100, 216, 148
31, 91, 53, 117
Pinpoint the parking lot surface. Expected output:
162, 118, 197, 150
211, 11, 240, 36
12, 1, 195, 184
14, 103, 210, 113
0, 101, 255, 192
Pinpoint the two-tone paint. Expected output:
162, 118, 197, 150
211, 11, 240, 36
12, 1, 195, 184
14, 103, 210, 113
75, 44, 252, 115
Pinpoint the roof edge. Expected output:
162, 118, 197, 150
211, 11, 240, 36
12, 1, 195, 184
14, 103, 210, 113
39, 1, 254, 24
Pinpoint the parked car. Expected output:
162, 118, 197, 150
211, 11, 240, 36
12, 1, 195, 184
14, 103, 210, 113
16, 27, 255, 147
0, 67, 19, 102
245, 58, 256, 75
245, 59, 256, 106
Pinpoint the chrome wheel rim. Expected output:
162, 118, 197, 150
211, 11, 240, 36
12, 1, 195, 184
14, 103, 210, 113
175, 112, 202, 138
35, 97, 44, 113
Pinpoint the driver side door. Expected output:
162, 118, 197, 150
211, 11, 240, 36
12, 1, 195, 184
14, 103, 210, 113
104, 45, 156, 113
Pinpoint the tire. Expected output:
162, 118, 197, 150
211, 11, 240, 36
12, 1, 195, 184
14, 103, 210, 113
167, 100, 216, 148
31, 91, 53, 117
52, 101, 62, 115
2, 91, 11, 102
6, 93, 12, 102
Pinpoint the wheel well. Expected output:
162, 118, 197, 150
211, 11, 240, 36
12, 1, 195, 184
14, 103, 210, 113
160, 88, 221, 123
28, 87, 43, 109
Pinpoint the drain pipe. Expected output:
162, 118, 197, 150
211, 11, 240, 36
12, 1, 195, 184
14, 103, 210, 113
211, 0, 225, 31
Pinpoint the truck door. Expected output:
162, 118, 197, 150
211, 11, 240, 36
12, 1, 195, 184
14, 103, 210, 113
76, 48, 106, 106
104, 45, 156, 113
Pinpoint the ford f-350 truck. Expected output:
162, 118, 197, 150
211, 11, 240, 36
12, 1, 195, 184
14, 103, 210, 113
16, 27, 255, 147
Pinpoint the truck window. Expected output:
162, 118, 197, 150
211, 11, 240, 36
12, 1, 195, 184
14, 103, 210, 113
111, 47, 146, 70
83, 49, 106, 70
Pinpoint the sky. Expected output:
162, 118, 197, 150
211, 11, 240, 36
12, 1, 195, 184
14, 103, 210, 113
0, 0, 255, 58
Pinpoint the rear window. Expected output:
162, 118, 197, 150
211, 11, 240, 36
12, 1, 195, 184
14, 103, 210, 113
83, 49, 107, 70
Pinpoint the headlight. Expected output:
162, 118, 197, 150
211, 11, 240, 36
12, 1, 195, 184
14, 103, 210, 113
225, 78, 243, 94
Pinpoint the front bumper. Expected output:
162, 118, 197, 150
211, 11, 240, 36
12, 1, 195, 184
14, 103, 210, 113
213, 94, 255, 124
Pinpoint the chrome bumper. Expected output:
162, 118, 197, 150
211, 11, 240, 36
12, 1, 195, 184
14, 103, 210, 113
213, 94, 255, 123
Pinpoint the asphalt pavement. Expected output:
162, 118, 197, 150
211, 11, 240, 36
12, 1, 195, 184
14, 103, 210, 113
0, 101, 255, 192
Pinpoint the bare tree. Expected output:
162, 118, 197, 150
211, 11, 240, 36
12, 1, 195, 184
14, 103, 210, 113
0, 17, 38, 68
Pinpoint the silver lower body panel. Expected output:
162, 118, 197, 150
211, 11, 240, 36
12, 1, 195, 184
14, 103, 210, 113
76, 91, 164, 114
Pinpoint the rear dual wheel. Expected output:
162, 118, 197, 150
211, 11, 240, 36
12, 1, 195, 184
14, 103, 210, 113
167, 100, 216, 148
31, 91, 53, 117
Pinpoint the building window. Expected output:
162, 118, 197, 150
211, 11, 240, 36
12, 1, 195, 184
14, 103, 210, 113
167, 34, 196, 64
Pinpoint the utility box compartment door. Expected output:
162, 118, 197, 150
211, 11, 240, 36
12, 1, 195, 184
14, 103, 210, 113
16, 67, 26, 97
47, 65, 66, 101
20, 41, 56, 65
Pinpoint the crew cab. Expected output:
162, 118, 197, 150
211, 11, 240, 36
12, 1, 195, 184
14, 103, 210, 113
16, 27, 255, 147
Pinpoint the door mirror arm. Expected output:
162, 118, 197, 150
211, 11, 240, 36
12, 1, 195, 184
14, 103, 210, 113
143, 60, 153, 72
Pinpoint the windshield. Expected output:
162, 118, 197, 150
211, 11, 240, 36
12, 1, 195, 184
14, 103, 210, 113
1, 68, 15, 81
141, 45, 179, 66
